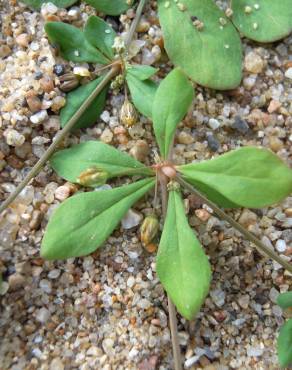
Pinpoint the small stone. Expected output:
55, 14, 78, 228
49, 358, 64, 370
0, 45, 11, 58
5, 129, 25, 147
269, 136, 283, 152
100, 128, 113, 143
100, 110, 110, 123
210, 289, 225, 307
16, 33, 30, 47
53, 64, 65, 76
247, 346, 264, 357
207, 134, 220, 152
244, 52, 264, 74
129, 140, 149, 161
36, 307, 51, 323
122, 209, 142, 229
127, 276, 135, 288
137, 298, 151, 309
238, 294, 250, 309
40, 76, 54, 93
102, 338, 114, 355
51, 96, 66, 112
138, 356, 159, 370
26, 94, 42, 113
238, 209, 257, 227
73, 66, 90, 77
208, 118, 220, 130
29, 210, 42, 230
39, 279, 52, 293
232, 116, 249, 134
269, 287, 279, 303
178, 131, 194, 144
195, 209, 211, 222
267, 100, 281, 113
284, 67, 292, 80
185, 356, 200, 368
275, 239, 286, 253
8, 273, 25, 291
55, 185, 71, 201
48, 269, 61, 279
30, 110, 48, 125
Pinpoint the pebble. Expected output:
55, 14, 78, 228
30, 110, 48, 124
232, 116, 249, 134
5, 129, 25, 147
275, 239, 286, 253
16, 33, 30, 47
100, 128, 113, 143
238, 294, 250, 309
8, 273, 25, 291
102, 338, 114, 355
39, 279, 52, 293
247, 346, 264, 357
244, 52, 264, 74
55, 185, 71, 201
26, 94, 42, 112
0, 45, 11, 57
49, 358, 64, 370
267, 100, 281, 113
121, 209, 142, 229
53, 64, 65, 76
269, 136, 283, 152
207, 134, 220, 151
210, 289, 225, 307
238, 209, 257, 227
129, 140, 149, 161
208, 118, 220, 130
127, 276, 136, 288
36, 307, 51, 323
40, 76, 54, 92
284, 67, 292, 79
177, 131, 194, 144
48, 269, 61, 279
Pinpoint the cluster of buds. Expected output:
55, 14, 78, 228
140, 214, 159, 253
110, 74, 124, 93
119, 98, 138, 127
112, 36, 126, 56
77, 167, 108, 187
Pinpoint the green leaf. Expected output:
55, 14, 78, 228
126, 74, 158, 119
45, 22, 110, 64
152, 68, 194, 159
156, 190, 211, 320
41, 178, 155, 260
231, 0, 292, 43
178, 147, 292, 208
51, 141, 153, 183
126, 65, 158, 80
21, 0, 78, 10
277, 319, 292, 368
277, 292, 292, 310
85, 0, 134, 15
158, 0, 242, 90
60, 76, 109, 130
84, 16, 116, 60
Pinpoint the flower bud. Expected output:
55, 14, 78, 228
140, 214, 159, 246
120, 99, 138, 127
77, 167, 108, 187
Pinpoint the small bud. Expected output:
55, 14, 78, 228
120, 99, 138, 127
77, 167, 108, 187
161, 165, 177, 179
140, 215, 159, 246
193, 19, 204, 31
112, 36, 125, 55
225, 7, 233, 17
59, 72, 79, 92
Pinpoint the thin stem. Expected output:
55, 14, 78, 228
125, 0, 147, 48
176, 175, 292, 274
0, 65, 120, 214
159, 172, 183, 370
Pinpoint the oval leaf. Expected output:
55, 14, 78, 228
41, 178, 155, 260
156, 190, 211, 320
21, 0, 78, 9
178, 147, 292, 208
84, 15, 116, 60
126, 65, 158, 80
45, 22, 109, 64
277, 319, 292, 368
60, 76, 108, 130
51, 141, 153, 183
152, 68, 194, 159
231, 0, 292, 42
158, 0, 242, 90
126, 74, 158, 119
85, 0, 134, 15
277, 292, 292, 310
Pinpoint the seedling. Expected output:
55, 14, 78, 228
276, 291, 292, 368
40, 68, 292, 368
21, 0, 292, 89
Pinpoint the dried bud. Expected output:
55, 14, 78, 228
120, 99, 138, 127
140, 214, 159, 246
77, 167, 108, 187
59, 72, 79, 92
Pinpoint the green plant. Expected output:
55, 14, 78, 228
40, 66, 292, 335
277, 291, 292, 368
21, 0, 291, 89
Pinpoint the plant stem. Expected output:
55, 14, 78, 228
0, 65, 120, 214
176, 175, 292, 274
125, 0, 147, 48
159, 172, 183, 370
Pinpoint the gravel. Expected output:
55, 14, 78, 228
0, 0, 292, 369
